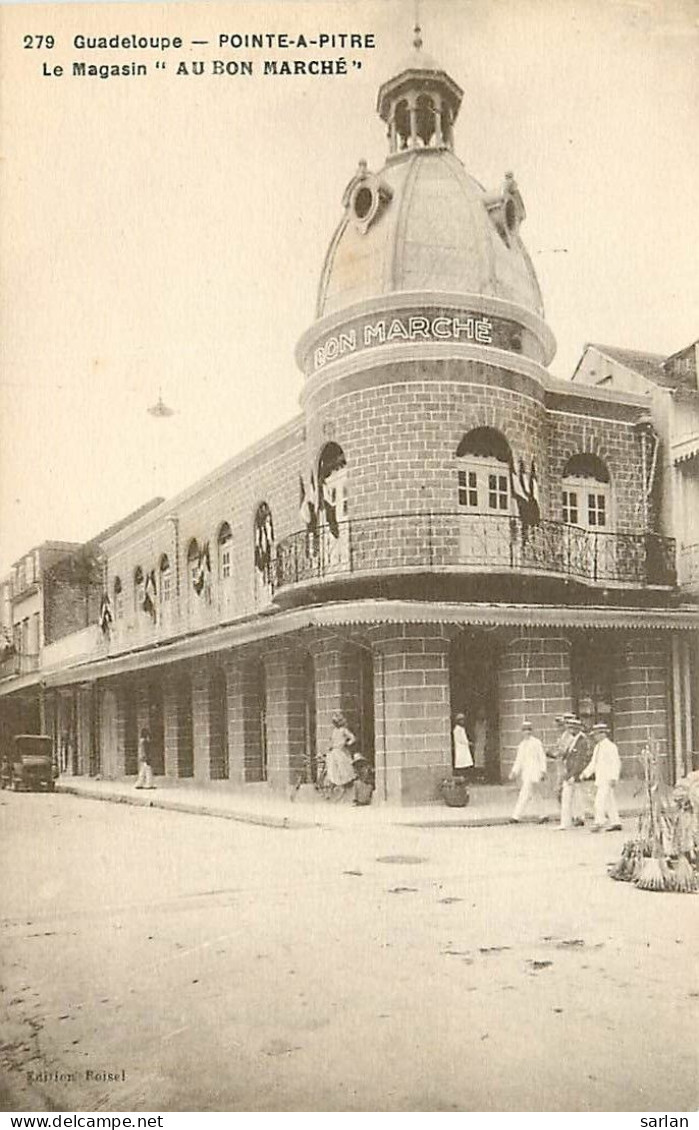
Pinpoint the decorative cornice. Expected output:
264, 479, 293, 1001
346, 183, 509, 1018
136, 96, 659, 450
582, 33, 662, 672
33, 598, 699, 690
296, 289, 557, 372
300, 341, 551, 410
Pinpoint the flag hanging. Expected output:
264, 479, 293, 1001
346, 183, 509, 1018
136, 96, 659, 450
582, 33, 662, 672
319, 479, 340, 539
528, 458, 541, 525
509, 453, 540, 530
99, 593, 113, 636
142, 570, 157, 622
299, 471, 320, 533
254, 503, 275, 583
194, 542, 212, 599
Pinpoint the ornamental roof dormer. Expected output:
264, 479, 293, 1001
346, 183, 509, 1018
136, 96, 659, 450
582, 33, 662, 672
376, 24, 463, 155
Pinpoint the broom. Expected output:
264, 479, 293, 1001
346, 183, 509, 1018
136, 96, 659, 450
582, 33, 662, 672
635, 741, 675, 892
670, 856, 698, 893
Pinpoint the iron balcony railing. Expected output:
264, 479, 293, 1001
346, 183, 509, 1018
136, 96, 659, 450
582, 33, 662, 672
0, 651, 40, 680
275, 512, 677, 591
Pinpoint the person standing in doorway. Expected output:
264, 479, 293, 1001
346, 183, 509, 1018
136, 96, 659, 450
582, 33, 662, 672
135, 727, 155, 790
558, 717, 590, 830
452, 713, 474, 775
509, 720, 547, 822
581, 721, 622, 832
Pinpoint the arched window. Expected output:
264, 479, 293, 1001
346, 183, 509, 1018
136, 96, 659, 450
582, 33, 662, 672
394, 99, 410, 150
561, 454, 612, 530
253, 503, 275, 600
133, 566, 144, 614
456, 428, 513, 514
217, 522, 233, 582
159, 554, 171, 604
186, 539, 200, 593
318, 443, 348, 522
113, 576, 124, 621
318, 443, 349, 571
415, 94, 437, 146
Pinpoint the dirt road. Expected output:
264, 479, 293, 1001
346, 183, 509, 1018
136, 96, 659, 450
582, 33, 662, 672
1, 791, 696, 1112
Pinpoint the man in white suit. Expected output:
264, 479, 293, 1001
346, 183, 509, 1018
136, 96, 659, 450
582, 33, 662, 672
581, 721, 622, 832
509, 720, 547, 822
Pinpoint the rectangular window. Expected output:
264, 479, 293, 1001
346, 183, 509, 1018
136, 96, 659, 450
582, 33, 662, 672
562, 490, 578, 525
161, 571, 171, 602
221, 546, 231, 579
488, 473, 508, 511
588, 493, 606, 527
115, 592, 124, 621
458, 470, 478, 508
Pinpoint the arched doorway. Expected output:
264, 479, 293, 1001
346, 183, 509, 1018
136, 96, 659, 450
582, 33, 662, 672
456, 427, 515, 566
450, 630, 501, 783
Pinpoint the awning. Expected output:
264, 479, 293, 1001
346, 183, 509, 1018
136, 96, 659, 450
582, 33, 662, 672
28, 598, 699, 691
673, 438, 699, 465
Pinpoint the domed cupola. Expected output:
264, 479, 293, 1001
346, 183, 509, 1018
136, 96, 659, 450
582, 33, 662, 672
376, 23, 463, 154
296, 26, 556, 384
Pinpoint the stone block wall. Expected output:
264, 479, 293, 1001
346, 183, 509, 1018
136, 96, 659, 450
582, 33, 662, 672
613, 632, 670, 775
498, 633, 572, 777
369, 622, 452, 803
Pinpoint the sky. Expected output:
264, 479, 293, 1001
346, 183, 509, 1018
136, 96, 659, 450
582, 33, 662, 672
1, 0, 697, 574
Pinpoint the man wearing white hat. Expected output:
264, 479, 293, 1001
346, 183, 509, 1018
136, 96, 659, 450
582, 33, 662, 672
558, 717, 590, 830
509, 720, 547, 822
581, 721, 622, 831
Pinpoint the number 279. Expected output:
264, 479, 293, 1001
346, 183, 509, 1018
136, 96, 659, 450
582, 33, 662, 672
23, 35, 55, 48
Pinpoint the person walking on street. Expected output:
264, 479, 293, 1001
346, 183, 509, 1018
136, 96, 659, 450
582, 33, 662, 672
558, 717, 590, 830
509, 720, 547, 822
548, 713, 574, 807
452, 713, 474, 774
135, 727, 155, 790
581, 721, 622, 831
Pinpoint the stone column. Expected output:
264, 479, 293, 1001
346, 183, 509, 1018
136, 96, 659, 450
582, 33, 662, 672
192, 665, 213, 784
162, 670, 193, 778
369, 623, 452, 804
162, 672, 180, 779
116, 680, 138, 776
498, 633, 572, 780
614, 632, 670, 778
136, 683, 150, 743
263, 646, 308, 790
309, 636, 364, 761
224, 653, 264, 784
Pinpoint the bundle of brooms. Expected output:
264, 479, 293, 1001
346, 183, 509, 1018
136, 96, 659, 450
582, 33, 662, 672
609, 742, 698, 894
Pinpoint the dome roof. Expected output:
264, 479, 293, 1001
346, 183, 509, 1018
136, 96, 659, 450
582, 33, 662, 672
317, 149, 544, 320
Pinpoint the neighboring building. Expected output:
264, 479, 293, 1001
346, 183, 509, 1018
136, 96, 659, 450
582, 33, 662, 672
572, 340, 699, 777
0, 502, 162, 772
0, 542, 83, 743
1, 35, 697, 799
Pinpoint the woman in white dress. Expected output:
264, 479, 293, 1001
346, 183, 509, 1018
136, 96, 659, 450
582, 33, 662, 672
325, 711, 357, 799
453, 713, 474, 773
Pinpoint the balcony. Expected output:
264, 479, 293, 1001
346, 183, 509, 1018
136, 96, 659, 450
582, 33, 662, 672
0, 651, 40, 681
275, 513, 677, 593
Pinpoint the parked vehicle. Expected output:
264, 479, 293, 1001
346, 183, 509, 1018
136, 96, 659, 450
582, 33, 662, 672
0, 735, 56, 792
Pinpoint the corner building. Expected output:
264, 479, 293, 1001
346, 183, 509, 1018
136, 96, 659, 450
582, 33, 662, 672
29, 39, 697, 801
